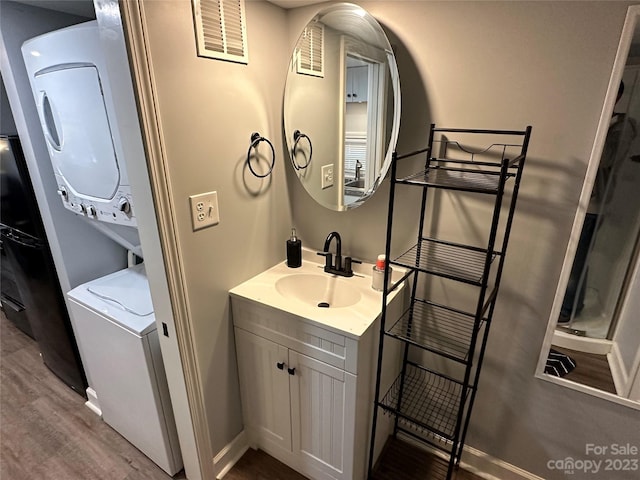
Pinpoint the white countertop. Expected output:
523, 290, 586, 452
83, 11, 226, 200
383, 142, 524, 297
229, 248, 405, 339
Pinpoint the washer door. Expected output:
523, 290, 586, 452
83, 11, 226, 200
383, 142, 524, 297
83, 264, 155, 336
34, 65, 120, 200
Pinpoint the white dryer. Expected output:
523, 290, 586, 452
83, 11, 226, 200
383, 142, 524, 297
21, 21, 136, 227
67, 265, 182, 475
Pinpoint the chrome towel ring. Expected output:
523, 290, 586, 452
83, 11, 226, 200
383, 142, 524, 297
292, 130, 313, 170
246, 132, 275, 178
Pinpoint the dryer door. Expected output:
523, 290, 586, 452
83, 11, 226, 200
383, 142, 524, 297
34, 65, 120, 200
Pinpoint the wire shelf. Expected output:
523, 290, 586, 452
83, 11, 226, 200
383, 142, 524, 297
379, 363, 471, 441
398, 165, 513, 194
386, 299, 483, 363
392, 238, 497, 285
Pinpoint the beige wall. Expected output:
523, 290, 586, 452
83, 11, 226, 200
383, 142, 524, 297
142, 0, 640, 477
137, 0, 292, 456
287, 1, 640, 479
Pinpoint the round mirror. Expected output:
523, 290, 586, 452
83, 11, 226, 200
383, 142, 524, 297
283, 3, 400, 211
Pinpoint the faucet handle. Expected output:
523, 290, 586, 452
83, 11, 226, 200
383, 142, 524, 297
317, 251, 332, 270
343, 257, 361, 277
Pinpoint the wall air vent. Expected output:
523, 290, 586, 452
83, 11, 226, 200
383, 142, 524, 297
192, 0, 248, 64
296, 23, 324, 77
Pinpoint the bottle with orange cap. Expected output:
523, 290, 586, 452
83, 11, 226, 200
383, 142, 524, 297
371, 254, 392, 291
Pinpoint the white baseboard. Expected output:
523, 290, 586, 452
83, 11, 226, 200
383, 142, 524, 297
214, 430, 249, 479
84, 387, 102, 416
459, 444, 545, 480
398, 433, 543, 480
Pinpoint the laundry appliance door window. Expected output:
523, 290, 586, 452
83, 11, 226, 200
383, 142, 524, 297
35, 66, 120, 200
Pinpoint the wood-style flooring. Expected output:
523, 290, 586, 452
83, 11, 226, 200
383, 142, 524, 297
1, 312, 481, 480
226, 439, 483, 480
224, 448, 306, 480
553, 346, 616, 394
372, 437, 482, 480
0, 312, 185, 480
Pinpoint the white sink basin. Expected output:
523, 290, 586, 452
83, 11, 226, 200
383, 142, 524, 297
275, 273, 362, 308
230, 248, 405, 338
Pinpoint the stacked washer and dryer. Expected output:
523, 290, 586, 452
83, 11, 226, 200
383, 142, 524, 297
22, 22, 182, 475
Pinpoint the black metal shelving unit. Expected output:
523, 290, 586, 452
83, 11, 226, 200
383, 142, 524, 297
368, 124, 532, 480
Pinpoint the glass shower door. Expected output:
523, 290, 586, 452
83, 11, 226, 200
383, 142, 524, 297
564, 65, 640, 339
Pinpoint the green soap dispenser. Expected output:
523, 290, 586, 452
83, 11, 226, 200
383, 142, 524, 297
286, 228, 302, 268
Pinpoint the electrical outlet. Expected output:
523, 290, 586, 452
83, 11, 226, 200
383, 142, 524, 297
189, 191, 220, 231
321, 164, 334, 189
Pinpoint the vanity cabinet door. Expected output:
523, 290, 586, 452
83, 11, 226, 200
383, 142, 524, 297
289, 350, 357, 480
235, 327, 292, 452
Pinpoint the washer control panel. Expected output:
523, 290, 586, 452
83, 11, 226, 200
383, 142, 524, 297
57, 180, 137, 227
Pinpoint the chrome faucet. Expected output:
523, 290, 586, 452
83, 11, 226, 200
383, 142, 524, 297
317, 231, 360, 277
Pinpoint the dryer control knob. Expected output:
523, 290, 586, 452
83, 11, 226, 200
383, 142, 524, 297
79, 204, 87, 214
57, 187, 68, 201
118, 197, 131, 214
87, 205, 97, 216
70, 203, 83, 214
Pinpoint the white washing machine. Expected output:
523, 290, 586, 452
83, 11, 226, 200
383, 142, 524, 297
22, 19, 181, 475
21, 21, 136, 227
67, 265, 182, 475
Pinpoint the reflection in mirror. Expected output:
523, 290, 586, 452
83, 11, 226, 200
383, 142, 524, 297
284, 2, 400, 211
537, 5, 640, 408
291, 130, 313, 170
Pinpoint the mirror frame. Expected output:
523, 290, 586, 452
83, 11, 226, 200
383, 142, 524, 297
534, 4, 640, 410
283, 2, 401, 211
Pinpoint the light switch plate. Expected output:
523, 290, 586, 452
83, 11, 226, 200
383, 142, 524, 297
321, 164, 334, 189
189, 191, 220, 231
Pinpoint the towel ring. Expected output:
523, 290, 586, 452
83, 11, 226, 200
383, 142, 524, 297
247, 132, 275, 178
292, 130, 313, 170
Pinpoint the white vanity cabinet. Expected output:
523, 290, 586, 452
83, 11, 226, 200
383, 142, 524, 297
234, 327, 293, 453
231, 298, 377, 480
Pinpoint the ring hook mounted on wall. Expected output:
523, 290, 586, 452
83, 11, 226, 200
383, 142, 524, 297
246, 132, 275, 178
291, 130, 312, 170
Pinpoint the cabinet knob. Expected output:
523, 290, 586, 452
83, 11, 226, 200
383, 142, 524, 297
287, 367, 296, 376
276, 362, 285, 370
